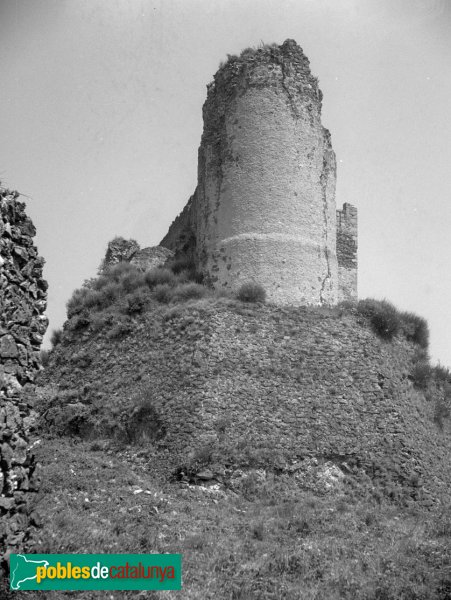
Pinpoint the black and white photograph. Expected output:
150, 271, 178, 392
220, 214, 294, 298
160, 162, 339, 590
0, 0, 450, 598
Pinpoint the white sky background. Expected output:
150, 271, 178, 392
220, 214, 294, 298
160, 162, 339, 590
0, 0, 450, 366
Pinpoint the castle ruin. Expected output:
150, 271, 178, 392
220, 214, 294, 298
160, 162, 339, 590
161, 39, 357, 305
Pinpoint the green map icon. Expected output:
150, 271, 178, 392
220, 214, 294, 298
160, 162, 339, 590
10, 554, 49, 590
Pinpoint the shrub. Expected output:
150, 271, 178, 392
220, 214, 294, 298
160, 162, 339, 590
166, 254, 196, 275
90, 313, 110, 332
105, 261, 137, 282
120, 270, 146, 293
171, 282, 208, 302
337, 300, 357, 312
400, 311, 429, 349
82, 289, 104, 310
106, 319, 132, 340
357, 299, 401, 341
237, 282, 266, 303
99, 281, 121, 305
433, 364, 451, 385
67, 288, 89, 318
153, 283, 173, 304
40, 349, 50, 367
67, 312, 91, 331
165, 255, 203, 283
126, 288, 150, 314
66, 263, 148, 319
70, 349, 92, 369
123, 388, 165, 444
434, 394, 450, 430
411, 361, 431, 390
144, 268, 176, 288
50, 328, 63, 348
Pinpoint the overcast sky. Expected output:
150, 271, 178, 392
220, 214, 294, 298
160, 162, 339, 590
1, 0, 450, 366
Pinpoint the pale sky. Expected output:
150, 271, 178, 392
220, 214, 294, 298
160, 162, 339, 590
1, 0, 450, 367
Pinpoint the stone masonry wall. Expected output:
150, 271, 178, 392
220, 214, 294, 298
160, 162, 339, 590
336, 202, 358, 302
161, 40, 350, 306
43, 302, 450, 506
0, 187, 48, 564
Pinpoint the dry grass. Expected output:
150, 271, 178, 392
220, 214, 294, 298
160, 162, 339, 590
3, 437, 448, 600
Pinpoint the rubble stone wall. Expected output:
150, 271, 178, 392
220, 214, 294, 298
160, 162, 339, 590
0, 187, 48, 562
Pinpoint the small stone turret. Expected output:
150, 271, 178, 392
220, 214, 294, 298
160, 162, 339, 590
161, 40, 357, 304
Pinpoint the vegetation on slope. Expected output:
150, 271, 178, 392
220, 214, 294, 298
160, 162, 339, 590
1, 437, 449, 600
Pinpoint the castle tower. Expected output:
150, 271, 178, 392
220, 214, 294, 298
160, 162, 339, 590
161, 40, 357, 305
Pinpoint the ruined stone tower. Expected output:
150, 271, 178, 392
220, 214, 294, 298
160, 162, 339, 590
161, 40, 357, 304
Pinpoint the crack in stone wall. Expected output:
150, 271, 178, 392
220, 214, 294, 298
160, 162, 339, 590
0, 186, 48, 568
319, 144, 333, 304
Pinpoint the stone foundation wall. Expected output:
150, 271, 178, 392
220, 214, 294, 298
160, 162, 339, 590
0, 187, 48, 564
43, 303, 451, 507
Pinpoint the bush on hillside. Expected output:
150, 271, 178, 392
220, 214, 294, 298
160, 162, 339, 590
433, 364, 451, 385
357, 299, 429, 348
102, 261, 137, 283
357, 299, 401, 341
237, 282, 266, 304
153, 283, 173, 304
67, 312, 91, 331
67, 288, 90, 318
126, 288, 150, 314
170, 282, 209, 302
106, 318, 133, 340
66, 263, 148, 319
166, 254, 195, 275
144, 268, 176, 288
165, 254, 204, 283
122, 387, 166, 445
400, 311, 429, 349
411, 361, 432, 390
64, 259, 216, 327
434, 395, 450, 431
50, 328, 63, 348
40, 349, 50, 367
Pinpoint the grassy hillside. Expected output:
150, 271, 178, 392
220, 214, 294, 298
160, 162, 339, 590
2, 436, 450, 600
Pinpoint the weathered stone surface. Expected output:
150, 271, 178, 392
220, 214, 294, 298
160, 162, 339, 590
0, 335, 19, 358
160, 40, 357, 305
337, 203, 358, 302
196, 469, 214, 481
0, 184, 48, 570
130, 246, 174, 272
101, 237, 140, 271
100, 237, 174, 274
